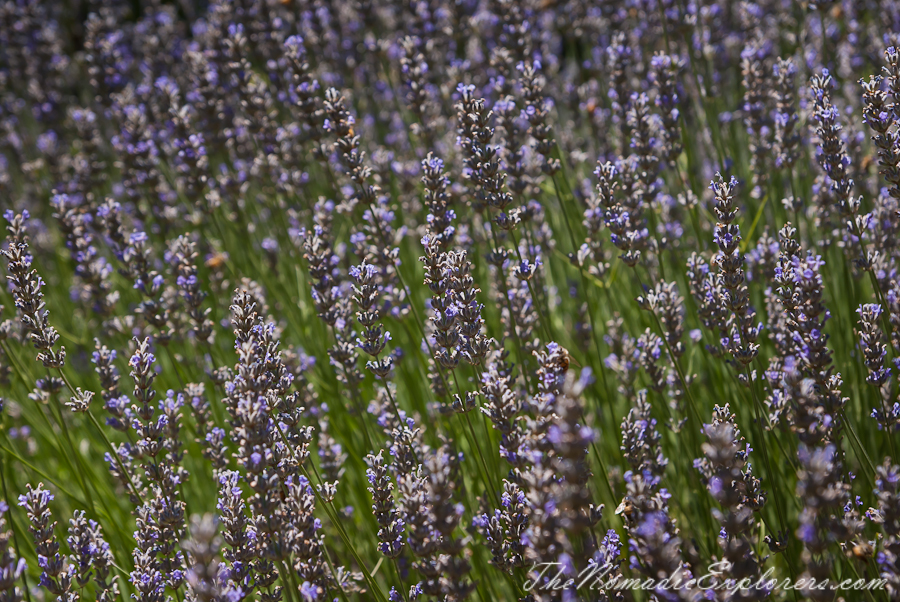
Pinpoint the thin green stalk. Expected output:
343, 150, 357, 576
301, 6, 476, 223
1, 367, 133, 562
320, 541, 353, 602
448, 362, 499, 508
460, 411, 500, 509
84, 407, 145, 506
549, 175, 580, 257
576, 266, 618, 426
873, 387, 897, 461
1, 341, 96, 513
280, 560, 299, 602
48, 393, 97, 513
381, 380, 420, 466
746, 366, 797, 578
300, 461, 389, 602
0, 441, 88, 508
844, 254, 897, 460
481, 213, 537, 393
327, 330, 374, 453
0, 462, 32, 602
544, 172, 620, 435
840, 410, 878, 484
588, 442, 618, 514
505, 227, 553, 343
465, 365, 502, 480
271, 416, 388, 602
390, 559, 408, 602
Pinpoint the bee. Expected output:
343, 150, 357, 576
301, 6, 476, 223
861, 154, 875, 172
850, 542, 874, 560
557, 346, 581, 372
205, 252, 228, 270
615, 498, 634, 519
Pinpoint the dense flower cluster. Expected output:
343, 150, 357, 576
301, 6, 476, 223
0, 2, 899, 602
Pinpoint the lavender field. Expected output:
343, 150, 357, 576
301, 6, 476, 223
1, 1, 899, 600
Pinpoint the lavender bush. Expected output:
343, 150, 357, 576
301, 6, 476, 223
1, 1, 900, 601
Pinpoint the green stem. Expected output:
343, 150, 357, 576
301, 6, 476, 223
49, 394, 97, 513
270, 415, 388, 602
0, 462, 32, 602
746, 366, 798, 583
84, 408, 145, 505
461, 412, 500, 508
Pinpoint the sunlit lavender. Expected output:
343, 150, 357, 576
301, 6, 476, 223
1, 1, 900, 601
